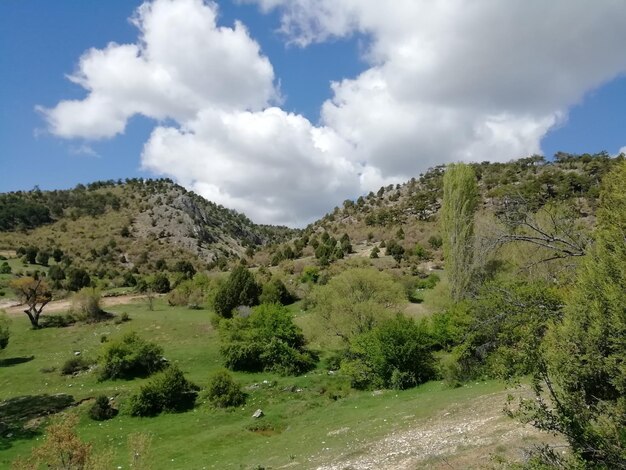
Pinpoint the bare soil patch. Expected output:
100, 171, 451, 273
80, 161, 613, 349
313, 389, 564, 470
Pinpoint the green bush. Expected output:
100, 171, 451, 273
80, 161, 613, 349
214, 266, 260, 318
151, 273, 171, 294
99, 332, 165, 380
342, 315, 435, 390
0, 262, 11, 274
89, 395, 118, 421
40, 314, 76, 328
61, 356, 92, 376
128, 366, 198, 417
219, 304, 317, 375
259, 279, 293, 305
415, 273, 440, 290
205, 369, 246, 408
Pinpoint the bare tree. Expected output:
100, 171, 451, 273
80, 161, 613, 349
491, 197, 589, 266
10, 277, 52, 328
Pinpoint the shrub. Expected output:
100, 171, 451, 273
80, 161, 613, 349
99, 332, 165, 380
415, 273, 440, 290
0, 262, 11, 274
342, 315, 436, 390
428, 235, 443, 249
89, 395, 118, 421
206, 369, 246, 408
70, 288, 106, 321
61, 356, 92, 375
66, 268, 91, 291
40, 314, 76, 328
213, 266, 260, 318
151, 273, 170, 294
260, 279, 293, 305
128, 366, 198, 417
220, 304, 317, 375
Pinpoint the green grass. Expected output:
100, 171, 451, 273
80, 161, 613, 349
0, 299, 504, 469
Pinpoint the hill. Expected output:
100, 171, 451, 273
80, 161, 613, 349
251, 152, 619, 277
0, 178, 297, 278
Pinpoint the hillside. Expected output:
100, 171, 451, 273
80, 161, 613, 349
0, 178, 297, 277
251, 152, 619, 278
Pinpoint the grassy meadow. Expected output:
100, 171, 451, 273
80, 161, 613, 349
0, 298, 508, 469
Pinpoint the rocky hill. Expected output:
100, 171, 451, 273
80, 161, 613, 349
0, 178, 296, 275
250, 152, 621, 272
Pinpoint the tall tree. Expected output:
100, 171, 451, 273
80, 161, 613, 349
513, 160, 626, 467
441, 163, 478, 301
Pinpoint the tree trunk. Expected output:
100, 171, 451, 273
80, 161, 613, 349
24, 308, 40, 329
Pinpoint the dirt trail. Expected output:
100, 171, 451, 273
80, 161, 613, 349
311, 390, 563, 470
0, 294, 146, 316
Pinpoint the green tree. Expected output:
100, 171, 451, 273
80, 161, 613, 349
151, 273, 171, 294
48, 264, 65, 288
220, 304, 316, 375
311, 268, 404, 343
441, 163, 478, 301
35, 250, 50, 266
260, 278, 293, 305
213, 266, 260, 318
66, 268, 91, 291
342, 315, 435, 390
385, 239, 405, 263
513, 160, 626, 467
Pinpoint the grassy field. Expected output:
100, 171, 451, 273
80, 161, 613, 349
0, 299, 515, 469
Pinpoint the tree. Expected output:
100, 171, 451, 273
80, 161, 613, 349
173, 260, 196, 279
441, 163, 478, 301
10, 277, 52, 328
151, 273, 171, 293
23, 246, 38, 264
35, 250, 50, 266
260, 278, 293, 305
48, 264, 65, 288
66, 268, 91, 291
512, 160, 626, 467
385, 239, 405, 263
213, 266, 260, 318
342, 315, 436, 390
311, 268, 404, 343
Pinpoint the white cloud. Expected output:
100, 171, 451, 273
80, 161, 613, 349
43, 0, 626, 225
142, 107, 362, 226
41, 0, 275, 139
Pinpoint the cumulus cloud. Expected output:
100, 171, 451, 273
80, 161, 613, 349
41, 0, 275, 139
142, 107, 362, 226
42, 0, 626, 225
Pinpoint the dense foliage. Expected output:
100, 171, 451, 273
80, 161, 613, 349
219, 304, 316, 375
128, 366, 199, 417
99, 332, 165, 380
512, 160, 626, 467
341, 315, 436, 390
205, 369, 246, 408
213, 266, 260, 318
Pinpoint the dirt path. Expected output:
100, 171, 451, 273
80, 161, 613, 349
0, 294, 147, 316
312, 390, 563, 470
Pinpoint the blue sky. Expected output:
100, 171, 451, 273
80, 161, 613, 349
1, 0, 625, 225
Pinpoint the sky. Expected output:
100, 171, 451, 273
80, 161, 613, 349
1, 0, 626, 227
